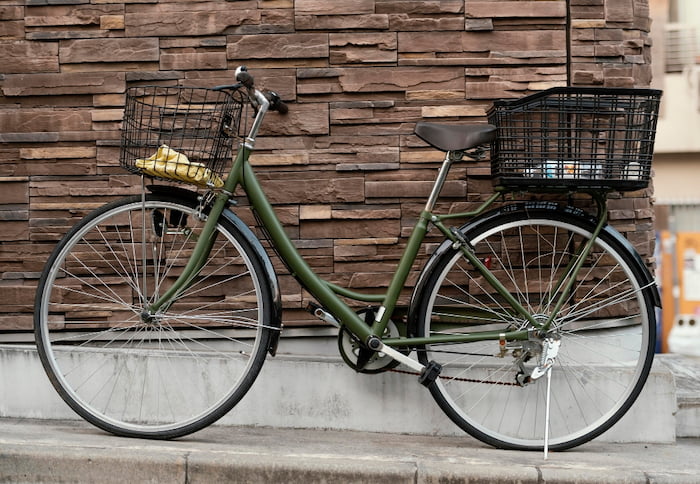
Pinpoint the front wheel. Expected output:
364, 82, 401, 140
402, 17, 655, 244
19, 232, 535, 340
34, 193, 276, 439
414, 205, 656, 451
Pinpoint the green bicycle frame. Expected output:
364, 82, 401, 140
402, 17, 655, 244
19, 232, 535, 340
148, 98, 609, 353
238, 149, 543, 347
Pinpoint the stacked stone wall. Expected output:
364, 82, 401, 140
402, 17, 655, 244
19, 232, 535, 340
0, 0, 654, 330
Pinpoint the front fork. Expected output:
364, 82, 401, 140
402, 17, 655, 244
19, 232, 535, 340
144, 147, 249, 316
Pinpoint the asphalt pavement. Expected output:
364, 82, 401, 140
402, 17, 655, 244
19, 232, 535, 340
0, 417, 698, 483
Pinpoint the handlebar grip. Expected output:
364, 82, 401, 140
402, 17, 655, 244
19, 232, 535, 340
266, 91, 289, 114
276, 102, 289, 115
211, 83, 242, 92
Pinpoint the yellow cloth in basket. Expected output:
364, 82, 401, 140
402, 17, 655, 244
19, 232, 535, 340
134, 145, 224, 188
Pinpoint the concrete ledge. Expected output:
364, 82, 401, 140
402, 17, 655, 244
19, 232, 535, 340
0, 344, 677, 442
657, 353, 700, 438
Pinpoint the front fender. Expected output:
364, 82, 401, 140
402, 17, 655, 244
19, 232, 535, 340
408, 201, 660, 336
147, 185, 283, 355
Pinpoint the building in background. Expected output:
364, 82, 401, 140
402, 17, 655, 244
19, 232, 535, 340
651, 0, 700, 353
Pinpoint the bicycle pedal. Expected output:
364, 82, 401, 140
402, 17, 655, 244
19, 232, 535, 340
418, 360, 442, 387
354, 346, 375, 371
305, 301, 340, 328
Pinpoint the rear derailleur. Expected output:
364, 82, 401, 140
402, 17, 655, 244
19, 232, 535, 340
510, 332, 561, 387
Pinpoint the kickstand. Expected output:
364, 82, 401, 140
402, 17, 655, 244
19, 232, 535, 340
544, 367, 552, 460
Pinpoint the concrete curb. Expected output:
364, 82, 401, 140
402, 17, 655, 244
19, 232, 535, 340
1, 445, 186, 484
1, 418, 698, 484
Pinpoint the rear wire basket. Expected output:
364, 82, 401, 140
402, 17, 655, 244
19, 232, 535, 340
119, 86, 246, 188
487, 87, 662, 191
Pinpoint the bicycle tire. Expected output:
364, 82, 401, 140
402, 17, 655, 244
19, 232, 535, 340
413, 204, 656, 451
34, 193, 276, 439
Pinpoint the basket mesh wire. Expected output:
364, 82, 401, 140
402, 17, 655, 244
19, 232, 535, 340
487, 87, 662, 191
119, 86, 245, 188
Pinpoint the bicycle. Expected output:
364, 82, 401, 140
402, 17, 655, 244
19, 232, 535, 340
33, 66, 662, 453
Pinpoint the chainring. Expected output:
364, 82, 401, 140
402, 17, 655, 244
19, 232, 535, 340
337, 309, 403, 374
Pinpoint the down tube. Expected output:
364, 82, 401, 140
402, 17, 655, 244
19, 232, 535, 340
240, 162, 372, 341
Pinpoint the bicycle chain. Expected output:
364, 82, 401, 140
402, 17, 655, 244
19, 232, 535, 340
281, 352, 519, 386
389, 367, 519, 386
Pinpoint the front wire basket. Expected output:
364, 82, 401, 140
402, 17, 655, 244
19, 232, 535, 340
487, 87, 662, 191
120, 86, 245, 188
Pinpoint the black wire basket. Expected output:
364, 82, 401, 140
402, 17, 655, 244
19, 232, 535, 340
120, 86, 245, 188
487, 87, 662, 191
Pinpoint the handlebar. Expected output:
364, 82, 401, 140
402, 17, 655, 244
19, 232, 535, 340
213, 66, 289, 114
212, 66, 288, 147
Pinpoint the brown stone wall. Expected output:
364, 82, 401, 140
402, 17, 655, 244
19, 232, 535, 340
0, 0, 654, 331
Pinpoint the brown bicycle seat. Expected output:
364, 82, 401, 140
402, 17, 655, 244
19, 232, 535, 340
414, 122, 497, 152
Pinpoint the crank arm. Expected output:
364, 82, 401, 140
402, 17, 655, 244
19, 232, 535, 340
375, 342, 424, 373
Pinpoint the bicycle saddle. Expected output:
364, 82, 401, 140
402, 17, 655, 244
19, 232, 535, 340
414, 122, 497, 152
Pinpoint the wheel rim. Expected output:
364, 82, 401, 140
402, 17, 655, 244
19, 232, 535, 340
37, 198, 268, 435
421, 216, 653, 449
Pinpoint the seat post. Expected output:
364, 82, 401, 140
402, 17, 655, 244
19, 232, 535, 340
424, 150, 461, 212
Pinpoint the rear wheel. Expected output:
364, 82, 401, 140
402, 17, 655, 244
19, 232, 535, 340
34, 193, 275, 439
415, 206, 656, 450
